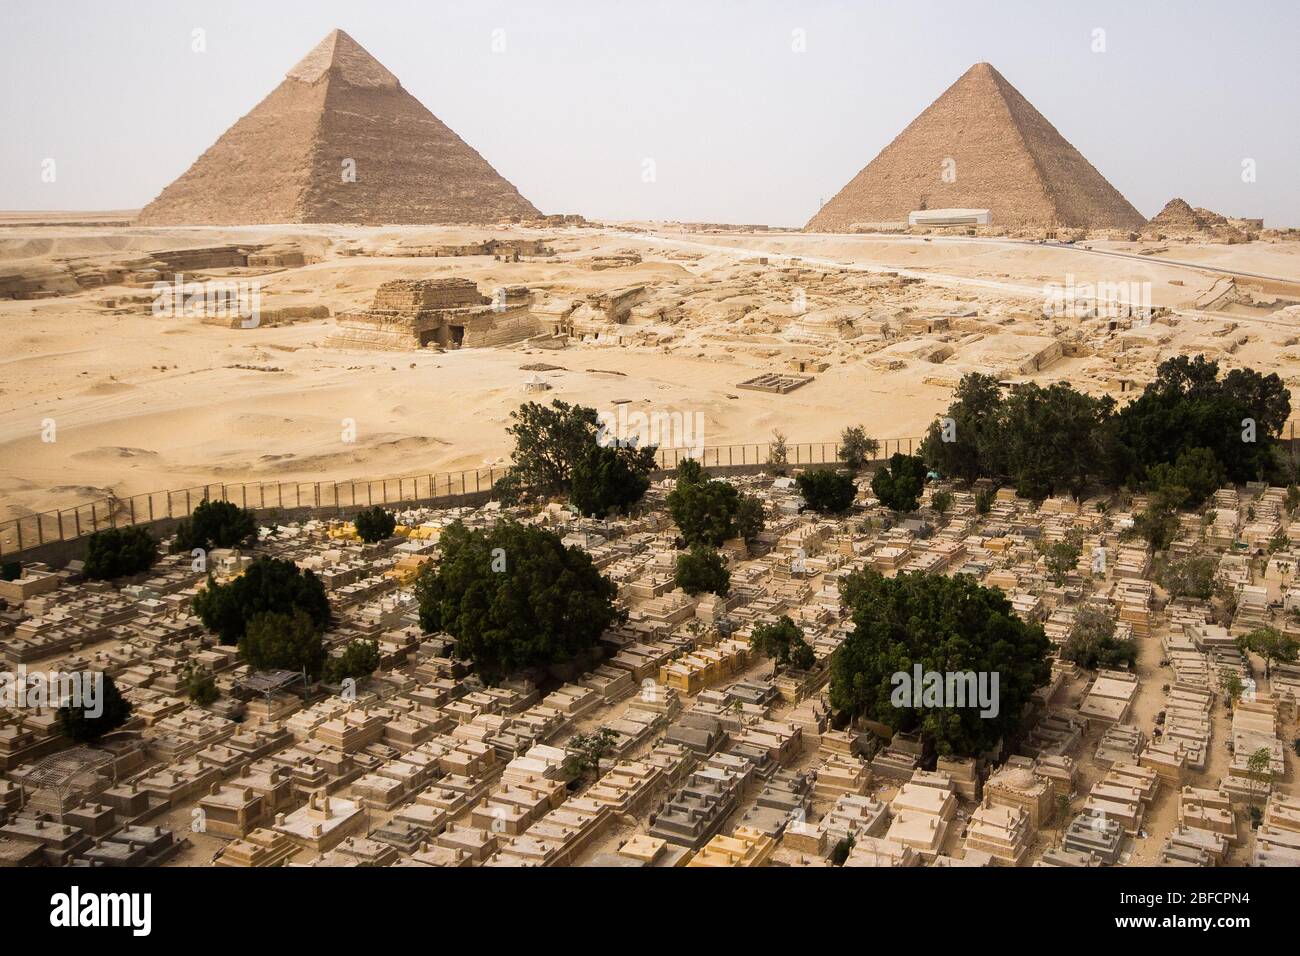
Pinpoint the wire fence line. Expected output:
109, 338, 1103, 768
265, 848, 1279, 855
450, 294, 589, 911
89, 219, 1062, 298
0, 436, 927, 559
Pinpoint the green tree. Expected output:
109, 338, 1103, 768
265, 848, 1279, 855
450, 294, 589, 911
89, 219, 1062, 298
353, 506, 397, 543
83, 526, 157, 580
414, 521, 620, 682
1116, 355, 1289, 485
871, 453, 927, 513
1246, 747, 1275, 805
975, 488, 995, 515
1001, 382, 1115, 500
324, 638, 381, 685
1128, 498, 1180, 551
796, 469, 856, 515
1060, 605, 1137, 670
750, 615, 815, 672
769, 429, 789, 471
1219, 668, 1244, 709
838, 425, 880, 473
830, 570, 1051, 758
491, 470, 525, 506
1144, 447, 1226, 510
504, 399, 602, 494
172, 499, 257, 553
675, 545, 730, 597
1159, 555, 1218, 601
58, 673, 133, 744
240, 608, 327, 679
734, 494, 766, 543
563, 727, 619, 782
181, 662, 219, 706
930, 490, 954, 514
192, 556, 331, 645
569, 441, 656, 517
1040, 531, 1083, 586
667, 461, 746, 545
1238, 627, 1300, 680
920, 372, 1006, 485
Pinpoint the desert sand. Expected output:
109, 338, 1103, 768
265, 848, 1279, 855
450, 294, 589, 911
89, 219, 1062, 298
2, 220, 1300, 532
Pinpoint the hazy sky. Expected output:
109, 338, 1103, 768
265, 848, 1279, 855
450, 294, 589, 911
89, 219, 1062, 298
2, 0, 1297, 226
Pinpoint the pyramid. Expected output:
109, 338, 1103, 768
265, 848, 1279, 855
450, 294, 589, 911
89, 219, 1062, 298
806, 63, 1144, 232
137, 30, 540, 226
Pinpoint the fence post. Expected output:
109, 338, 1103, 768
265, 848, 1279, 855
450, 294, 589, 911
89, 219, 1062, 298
130, 499, 136, 525
15, 521, 21, 552
75, 510, 82, 537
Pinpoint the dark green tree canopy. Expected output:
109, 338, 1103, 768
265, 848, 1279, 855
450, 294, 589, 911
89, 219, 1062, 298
415, 521, 620, 682
871, 453, 928, 513
83, 526, 157, 581
796, 469, 856, 515
353, 506, 397, 543
58, 673, 133, 744
667, 461, 759, 545
830, 570, 1052, 758
240, 608, 327, 679
751, 615, 815, 670
569, 441, 656, 517
1115, 355, 1288, 485
1061, 605, 1136, 671
172, 499, 258, 553
674, 544, 731, 597
193, 556, 331, 645
734, 494, 766, 543
921, 357, 1289, 501
1144, 447, 1225, 510
324, 638, 382, 686
503, 400, 601, 494
919, 372, 1006, 485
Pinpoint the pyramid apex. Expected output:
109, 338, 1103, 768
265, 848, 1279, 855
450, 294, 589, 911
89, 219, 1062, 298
286, 29, 400, 89
962, 62, 1003, 81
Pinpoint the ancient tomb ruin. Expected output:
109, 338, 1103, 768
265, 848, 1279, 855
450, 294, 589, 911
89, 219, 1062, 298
325, 278, 536, 351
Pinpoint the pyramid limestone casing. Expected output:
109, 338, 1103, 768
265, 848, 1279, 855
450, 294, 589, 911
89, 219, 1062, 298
807, 63, 1145, 232
138, 30, 539, 226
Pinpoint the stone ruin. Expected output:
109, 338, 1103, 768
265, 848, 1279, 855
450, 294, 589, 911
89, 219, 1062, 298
325, 277, 537, 351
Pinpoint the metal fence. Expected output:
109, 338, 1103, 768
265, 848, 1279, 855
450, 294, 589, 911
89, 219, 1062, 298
0, 436, 925, 559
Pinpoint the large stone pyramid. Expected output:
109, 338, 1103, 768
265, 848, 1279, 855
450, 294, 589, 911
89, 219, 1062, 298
137, 30, 540, 225
806, 63, 1144, 232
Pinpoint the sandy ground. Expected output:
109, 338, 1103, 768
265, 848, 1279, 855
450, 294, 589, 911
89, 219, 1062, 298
3, 222, 1299, 524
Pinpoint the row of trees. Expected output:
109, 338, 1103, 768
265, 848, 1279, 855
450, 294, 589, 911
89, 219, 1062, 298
920, 357, 1291, 502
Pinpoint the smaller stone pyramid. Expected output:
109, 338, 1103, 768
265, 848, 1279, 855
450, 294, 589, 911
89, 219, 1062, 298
138, 29, 540, 226
807, 63, 1145, 232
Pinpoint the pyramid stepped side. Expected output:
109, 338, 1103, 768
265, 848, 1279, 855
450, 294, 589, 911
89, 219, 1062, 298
990, 70, 1145, 230
137, 29, 539, 226
300, 80, 539, 225
807, 63, 1143, 232
136, 80, 328, 226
